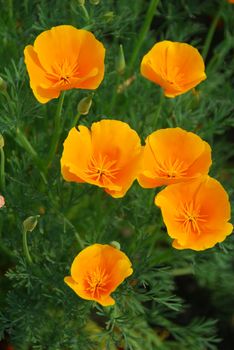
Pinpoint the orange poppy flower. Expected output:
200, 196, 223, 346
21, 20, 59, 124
141, 41, 206, 97
138, 128, 211, 188
61, 119, 142, 198
64, 244, 133, 306
155, 176, 233, 251
24, 25, 105, 103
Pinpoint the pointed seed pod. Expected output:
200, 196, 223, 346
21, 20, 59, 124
0, 134, 4, 149
77, 94, 93, 115
0, 76, 7, 92
116, 44, 126, 75
23, 215, 40, 232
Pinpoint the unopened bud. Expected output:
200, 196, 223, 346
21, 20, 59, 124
116, 44, 126, 75
109, 241, 121, 250
90, 0, 100, 4
103, 11, 114, 23
0, 76, 7, 92
78, 0, 85, 5
0, 134, 4, 149
23, 215, 40, 232
77, 94, 93, 115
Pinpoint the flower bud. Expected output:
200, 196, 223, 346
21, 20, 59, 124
77, 94, 93, 115
0, 76, 7, 92
109, 241, 121, 250
0, 134, 4, 149
116, 44, 126, 75
23, 215, 40, 232
78, 0, 85, 5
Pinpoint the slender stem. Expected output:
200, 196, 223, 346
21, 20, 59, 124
7, 0, 13, 20
16, 128, 38, 160
80, 4, 90, 22
63, 216, 85, 249
0, 148, 6, 192
153, 89, 164, 129
22, 229, 33, 264
108, 74, 120, 114
129, 0, 160, 71
171, 266, 194, 277
72, 112, 81, 128
46, 92, 65, 168
202, 7, 222, 62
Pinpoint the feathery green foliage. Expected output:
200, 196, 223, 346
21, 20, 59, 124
0, 0, 234, 349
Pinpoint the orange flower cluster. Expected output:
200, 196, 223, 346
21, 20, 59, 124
137, 127, 232, 251
23, 25, 233, 306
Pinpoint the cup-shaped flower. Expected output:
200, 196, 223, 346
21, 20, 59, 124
24, 25, 105, 103
64, 244, 133, 306
155, 176, 233, 251
61, 119, 142, 198
141, 41, 206, 97
138, 127, 211, 189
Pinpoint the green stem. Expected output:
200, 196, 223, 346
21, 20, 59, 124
80, 4, 90, 22
171, 266, 194, 277
202, 7, 222, 61
7, 0, 13, 20
15, 128, 46, 184
153, 89, 164, 129
63, 216, 85, 249
46, 92, 65, 168
129, 0, 160, 71
0, 148, 6, 192
22, 229, 32, 264
72, 112, 81, 128
16, 128, 38, 160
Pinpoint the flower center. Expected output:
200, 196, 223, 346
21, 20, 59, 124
85, 154, 121, 186
46, 59, 80, 86
175, 201, 207, 235
155, 158, 188, 179
85, 267, 109, 298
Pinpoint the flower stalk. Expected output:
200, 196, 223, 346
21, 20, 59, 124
129, 0, 160, 71
46, 91, 65, 168
22, 227, 33, 264
22, 216, 39, 264
202, 6, 222, 61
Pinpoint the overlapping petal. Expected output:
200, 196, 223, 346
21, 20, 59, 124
64, 244, 133, 306
61, 120, 142, 198
155, 176, 233, 251
141, 41, 206, 97
24, 25, 105, 103
138, 127, 211, 188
